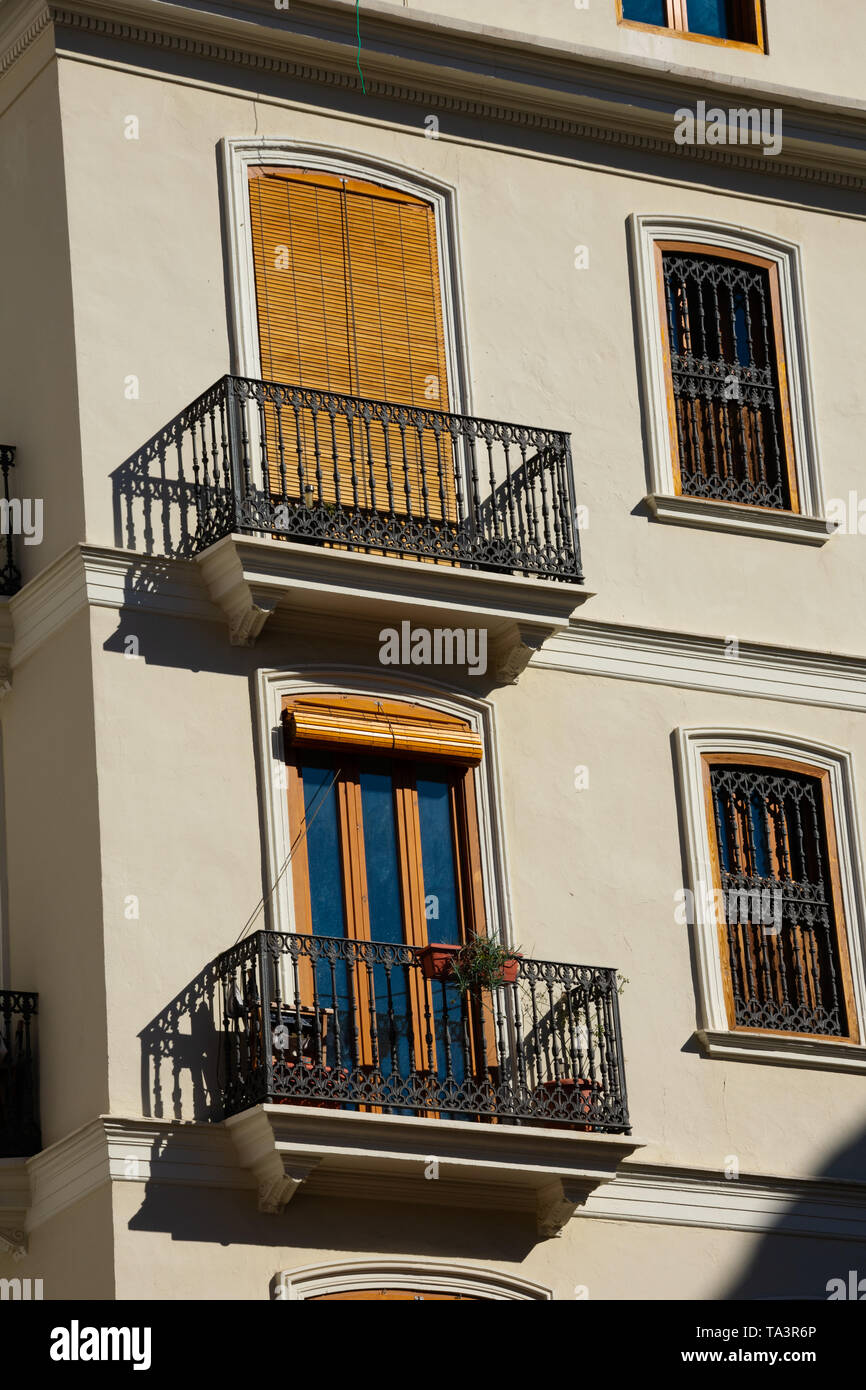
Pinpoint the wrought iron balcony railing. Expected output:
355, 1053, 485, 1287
212, 931, 629, 1132
0, 447, 21, 596
0, 990, 40, 1157
116, 376, 583, 581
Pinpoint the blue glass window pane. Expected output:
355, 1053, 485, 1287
416, 769, 461, 946
302, 757, 345, 939
748, 793, 771, 876
416, 766, 467, 1094
359, 761, 404, 946
358, 760, 416, 1090
622, 0, 668, 25
686, 0, 730, 38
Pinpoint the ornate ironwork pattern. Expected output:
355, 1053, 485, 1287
119, 376, 583, 581
0, 447, 21, 596
0, 990, 40, 1156
710, 766, 846, 1036
662, 253, 790, 510
211, 932, 629, 1132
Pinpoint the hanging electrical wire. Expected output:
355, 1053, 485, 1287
230, 764, 342, 946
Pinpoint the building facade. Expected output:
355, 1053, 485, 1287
0, 0, 865, 1301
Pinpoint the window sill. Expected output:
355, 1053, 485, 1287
646, 494, 833, 546
696, 1029, 866, 1074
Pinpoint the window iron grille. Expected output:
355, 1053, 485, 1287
663, 252, 791, 510
710, 765, 846, 1036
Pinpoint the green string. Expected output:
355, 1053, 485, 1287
356, 0, 366, 94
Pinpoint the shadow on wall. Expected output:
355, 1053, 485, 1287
722, 1122, 866, 1301
139, 961, 226, 1123
111, 393, 210, 560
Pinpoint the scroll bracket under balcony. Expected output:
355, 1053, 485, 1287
535, 1179, 594, 1239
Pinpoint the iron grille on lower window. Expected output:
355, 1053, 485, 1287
710, 765, 847, 1037
662, 252, 791, 510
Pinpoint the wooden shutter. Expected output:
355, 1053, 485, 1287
248, 168, 455, 520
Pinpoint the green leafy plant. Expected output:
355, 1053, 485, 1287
449, 934, 521, 993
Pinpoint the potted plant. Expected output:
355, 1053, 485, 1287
419, 934, 522, 989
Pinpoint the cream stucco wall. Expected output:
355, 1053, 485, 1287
404, 0, 866, 100
1, 1, 864, 1303
106, 1181, 866, 1302
72, 600, 866, 1184
53, 56, 866, 659
0, 39, 85, 580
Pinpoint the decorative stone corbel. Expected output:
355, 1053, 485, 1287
492, 624, 550, 685
257, 1157, 321, 1214
535, 1179, 593, 1239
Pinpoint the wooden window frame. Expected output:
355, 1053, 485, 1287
675, 727, 866, 1073
654, 239, 799, 515
702, 752, 859, 1044
282, 696, 495, 1081
630, 215, 830, 545
616, 0, 766, 52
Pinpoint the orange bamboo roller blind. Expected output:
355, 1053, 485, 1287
283, 695, 483, 765
248, 167, 456, 520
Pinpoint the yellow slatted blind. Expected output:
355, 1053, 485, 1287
283, 695, 483, 765
248, 167, 455, 521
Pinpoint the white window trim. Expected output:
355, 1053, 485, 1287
629, 215, 830, 545
274, 1258, 552, 1300
220, 137, 472, 415
254, 666, 515, 950
675, 726, 866, 1072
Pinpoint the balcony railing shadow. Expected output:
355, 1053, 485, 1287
112, 376, 583, 582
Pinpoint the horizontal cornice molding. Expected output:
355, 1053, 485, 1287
11, 1115, 866, 1245
9, 550, 866, 717
585, 1160, 866, 1243
7, 544, 219, 669
536, 619, 866, 714
1, 0, 864, 191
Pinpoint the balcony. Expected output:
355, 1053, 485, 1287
116, 377, 589, 669
0, 991, 40, 1158
209, 931, 639, 1236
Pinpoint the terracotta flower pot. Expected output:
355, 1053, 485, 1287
419, 944, 462, 980
499, 955, 521, 985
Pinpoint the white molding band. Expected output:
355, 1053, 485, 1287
584, 1163, 866, 1243
674, 727, 866, 1070
5, 545, 220, 672
2, 1, 864, 190
274, 1259, 553, 1301
5, 1117, 866, 1248
254, 667, 516, 951
629, 215, 828, 542
535, 620, 866, 714
11, 550, 866, 716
